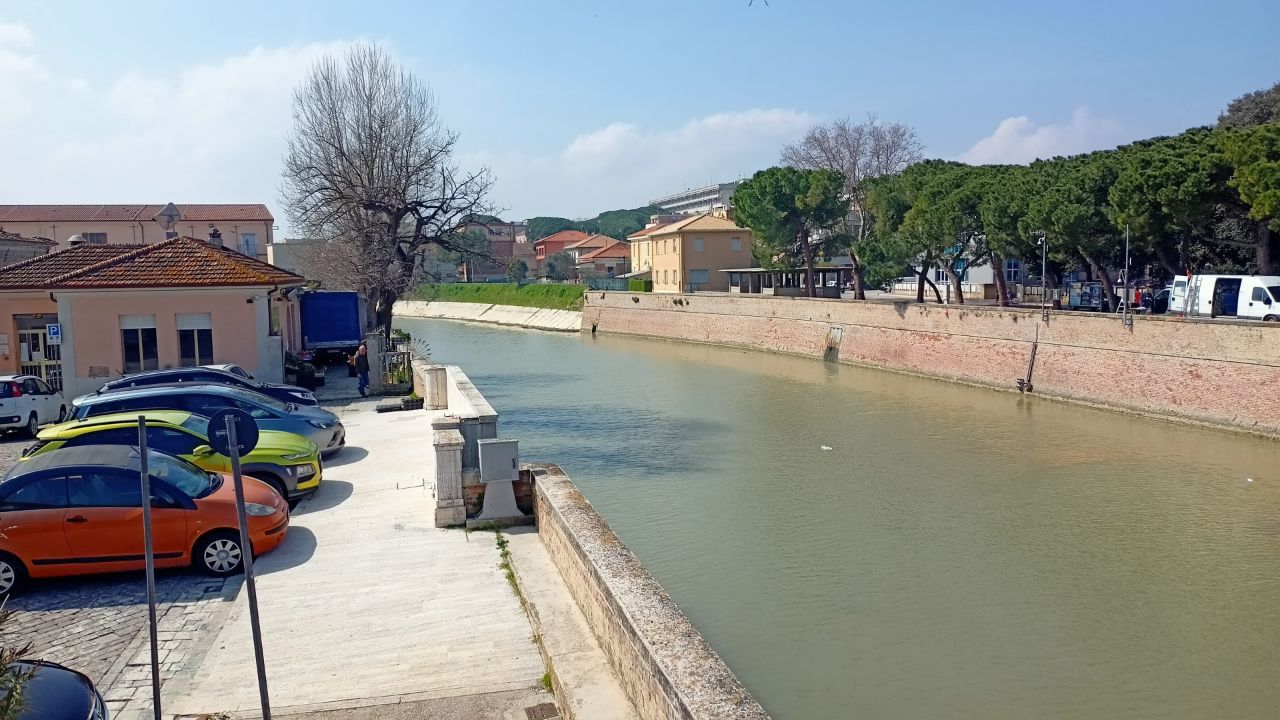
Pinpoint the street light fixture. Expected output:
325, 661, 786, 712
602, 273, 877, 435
1035, 231, 1048, 322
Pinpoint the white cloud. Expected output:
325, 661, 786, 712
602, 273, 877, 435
0, 20, 33, 47
958, 107, 1127, 165
0, 26, 355, 232
475, 109, 816, 219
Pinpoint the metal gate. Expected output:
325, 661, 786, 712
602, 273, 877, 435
17, 328, 63, 391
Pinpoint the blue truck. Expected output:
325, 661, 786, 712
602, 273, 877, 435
300, 291, 368, 359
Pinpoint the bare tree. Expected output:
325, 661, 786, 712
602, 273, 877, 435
281, 42, 494, 337
781, 114, 924, 298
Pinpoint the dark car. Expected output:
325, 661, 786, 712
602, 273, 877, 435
8, 659, 109, 719
1141, 287, 1171, 315
89, 367, 316, 406
70, 383, 345, 456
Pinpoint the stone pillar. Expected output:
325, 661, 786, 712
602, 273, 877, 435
431, 415, 465, 527
425, 366, 447, 410
364, 332, 385, 395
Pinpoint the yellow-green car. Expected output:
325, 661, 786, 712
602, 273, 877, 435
26, 410, 322, 502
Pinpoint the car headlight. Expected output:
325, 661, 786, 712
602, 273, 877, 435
307, 420, 334, 429
280, 452, 311, 460
245, 502, 276, 516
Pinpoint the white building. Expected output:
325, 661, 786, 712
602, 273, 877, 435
649, 181, 741, 216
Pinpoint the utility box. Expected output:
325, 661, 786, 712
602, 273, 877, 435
478, 439, 519, 483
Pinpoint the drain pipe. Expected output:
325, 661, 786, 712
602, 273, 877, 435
1017, 325, 1039, 393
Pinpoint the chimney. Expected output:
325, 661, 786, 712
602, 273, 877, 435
208, 225, 222, 248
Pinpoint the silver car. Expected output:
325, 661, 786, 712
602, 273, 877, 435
72, 383, 346, 456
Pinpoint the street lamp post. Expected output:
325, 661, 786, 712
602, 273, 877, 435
1036, 231, 1048, 322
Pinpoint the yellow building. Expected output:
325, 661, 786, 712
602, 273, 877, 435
627, 214, 753, 293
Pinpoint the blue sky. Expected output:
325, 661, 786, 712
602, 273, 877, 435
1, 0, 1276, 228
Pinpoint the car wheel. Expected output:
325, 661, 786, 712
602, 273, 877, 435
25, 413, 38, 437
56, 405, 67, 422
0, 553, 27, 598
194, 531, 245, 577
1264, 314, 1279, 322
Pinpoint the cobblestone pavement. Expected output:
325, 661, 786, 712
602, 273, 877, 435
1, 433, 238, 718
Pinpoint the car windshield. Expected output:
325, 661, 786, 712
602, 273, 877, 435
148, 449, 214, 498
1268, 285, 1280, 302
180, 414, 211, 438
225, 387, 290, 412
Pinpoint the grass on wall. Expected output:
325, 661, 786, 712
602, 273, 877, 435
411, 283, 586, 311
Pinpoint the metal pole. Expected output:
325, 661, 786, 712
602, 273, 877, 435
137, 417, 162, 720
1038, 231, 1048, 322
1123, 226, 1133, 326
226, 416, 273, 720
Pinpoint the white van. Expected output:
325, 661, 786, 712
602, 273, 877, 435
1175, 274, 1280, 320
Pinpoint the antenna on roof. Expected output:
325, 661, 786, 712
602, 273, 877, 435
154, 202, 181, 240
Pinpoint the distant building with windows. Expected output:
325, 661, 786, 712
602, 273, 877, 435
649, 181, 741, 216
626, 213, 752, 293
0, 204, 275, 262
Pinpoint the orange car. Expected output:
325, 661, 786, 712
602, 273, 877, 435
0, 444, 288, 596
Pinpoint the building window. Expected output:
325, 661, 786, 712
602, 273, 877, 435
239, 233, 258, 257
1004, 259, 1021, 283
731, 237, 742, 252
176, 313, 214, 366
692, 237, 704, 252
120, 315, 158, 373
663, 270, 668, 284
689, 269, 710, 285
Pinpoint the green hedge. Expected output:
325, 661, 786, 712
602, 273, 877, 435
627, 279, 652, 292
410, 283, 586, 311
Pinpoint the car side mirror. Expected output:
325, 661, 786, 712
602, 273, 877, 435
193, 444, 214, 457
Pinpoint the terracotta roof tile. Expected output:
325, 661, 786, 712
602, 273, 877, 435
579, 239, 630, 261
645, 213, 748, 235
627, 223, 670, 239
564, 233, 618, 251
0, 229, 55, 246
0, 236, 303, 290
0, 204, 273, 223
533, 230, 589, 247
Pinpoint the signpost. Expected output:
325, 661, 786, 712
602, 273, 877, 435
207, 407, 272, 720
136, 418, 162, 720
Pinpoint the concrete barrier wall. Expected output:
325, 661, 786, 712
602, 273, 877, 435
531, 464, 771, 720
582, 292, 1280, 437
397, 300, 582, 332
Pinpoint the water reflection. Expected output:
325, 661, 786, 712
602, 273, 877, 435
398, 318, 1280, 720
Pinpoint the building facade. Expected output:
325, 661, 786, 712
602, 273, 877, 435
649, 182, 741, 216
629, 214, 753, 293
0, 204, 275, 262
0, 230, 54, 267
0, 237, 303, 397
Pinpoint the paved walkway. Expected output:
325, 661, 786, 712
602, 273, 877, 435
168, 400, 550, 719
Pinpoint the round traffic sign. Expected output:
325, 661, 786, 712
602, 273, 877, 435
207, 408, 260, 456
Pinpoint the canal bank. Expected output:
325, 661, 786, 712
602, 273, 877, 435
582, 292, 1280, 438
394, 316, 1280, 720
397, 299, 581, 332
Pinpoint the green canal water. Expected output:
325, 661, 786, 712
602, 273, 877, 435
395, 317, 1280, 720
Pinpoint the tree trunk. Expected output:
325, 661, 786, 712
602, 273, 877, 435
1080, 249, 1117, 312
375, 289, 396, 341
991, 251, 1011, 306
1153, 242, 1180, 279
1257, 221, 1275, 275
942, 264, 965, 304
915, 266, 926, 303
800, 231, 817, 298
925, 273, 943, 303
1049, 267, 1063, 309
850, 251, 867, 300
914, 265, 942, 303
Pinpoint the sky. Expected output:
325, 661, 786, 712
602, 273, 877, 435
1, 0, 1277, 233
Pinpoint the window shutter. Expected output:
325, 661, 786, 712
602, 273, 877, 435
119, 314, 156, 330
176, 313, 213, 330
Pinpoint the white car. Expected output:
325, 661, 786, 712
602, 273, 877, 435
0, 375, 68, 436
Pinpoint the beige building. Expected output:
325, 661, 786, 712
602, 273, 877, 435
0, 204, 275, 262
627, 214, 752, 292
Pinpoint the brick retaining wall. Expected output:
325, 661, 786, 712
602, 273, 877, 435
582, 292, 1280, 437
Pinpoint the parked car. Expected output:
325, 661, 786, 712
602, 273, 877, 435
71, 384, 345, 456
87, 367, 316, 406
204, 363, 253, 379
8, 659, 109, 719
1174, 274, 1280, 320
0, 445, 288, 597
0, 375, 68, 436
26, 410, 323, 502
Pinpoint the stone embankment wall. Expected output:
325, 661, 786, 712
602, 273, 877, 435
397, 300, 581, 332
531, 463, 771, 720
582, 292, 1280, 437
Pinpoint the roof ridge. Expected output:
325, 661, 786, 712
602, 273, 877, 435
49, 239, 173, 285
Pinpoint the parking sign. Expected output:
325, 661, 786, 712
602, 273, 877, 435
46, 323, 61, 345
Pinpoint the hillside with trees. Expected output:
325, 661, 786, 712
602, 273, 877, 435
526, 205, 666, 241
